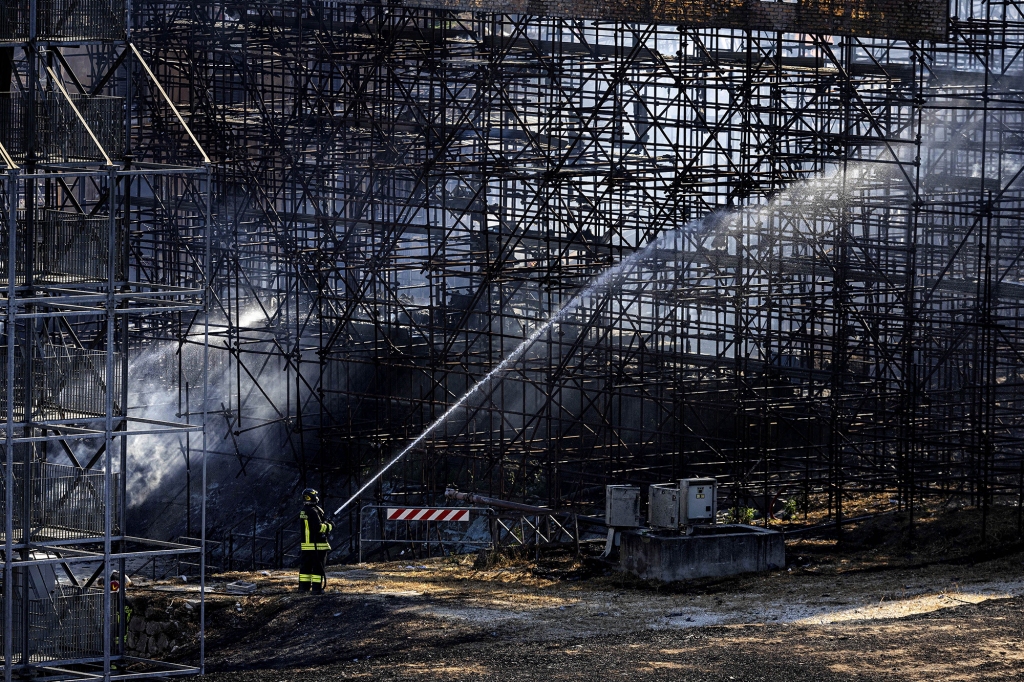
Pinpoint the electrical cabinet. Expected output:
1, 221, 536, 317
679, 478, 717, 526
648, 483, 679, 529
605, 485, 641, 528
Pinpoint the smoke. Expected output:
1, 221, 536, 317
121, 298, 316, 538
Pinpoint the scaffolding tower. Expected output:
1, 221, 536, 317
126, 0, 1024, 558
1, 0, 209, 679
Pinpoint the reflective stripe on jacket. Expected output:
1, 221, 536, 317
300, 504, 333, 551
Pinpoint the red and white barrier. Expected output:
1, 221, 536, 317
386, 508, 470, 522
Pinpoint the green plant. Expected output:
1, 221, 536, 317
782, 497, 799, 519
728, 506, 757, 525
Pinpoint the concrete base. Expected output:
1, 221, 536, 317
619, 525, 785, 582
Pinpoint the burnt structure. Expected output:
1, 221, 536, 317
125, 0, 1024, 562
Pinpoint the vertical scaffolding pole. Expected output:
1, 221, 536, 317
4, 168, 20, 682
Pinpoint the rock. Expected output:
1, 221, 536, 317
225, 580, 257, 595
145, 622, 161, 636
129, 617, 145, 633
156, 633, 170, 653
145, 606, 161, 620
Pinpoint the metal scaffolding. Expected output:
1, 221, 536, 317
1, 0, 209, 678
124, 0, 1024, 563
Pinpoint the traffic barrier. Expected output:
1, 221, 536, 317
386, 508, 470, 522
359, 506, 490, 562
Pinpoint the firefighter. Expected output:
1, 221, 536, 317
111, 571, 132, 656
298, 488, 332, 593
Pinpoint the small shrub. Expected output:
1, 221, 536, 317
727, 506, 757, 525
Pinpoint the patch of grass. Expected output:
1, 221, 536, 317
788, 499, 1024, 573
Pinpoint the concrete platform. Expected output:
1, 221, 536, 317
619, 525, 785, 582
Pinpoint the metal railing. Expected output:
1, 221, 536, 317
0, 93, 124, 162
0, 210, 125, 285
44, 210, 125, 282
217, 512, 302, 572
47, 93, 124, 160
0, 585, 116, 663
1, 0, 127, 41
169, 513, 303, 576
36, 348, 122, 419
0, 0, 29, 39
0, 462, 121, 542
358, 506, 494, 562
0, 346, 124, 420
0, 209, 32, 284
492, 511, 581, 558
138, 505, 584, 579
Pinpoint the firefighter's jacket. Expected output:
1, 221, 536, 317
300, 504, 333, 551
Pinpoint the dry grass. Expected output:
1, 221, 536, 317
135, 502, 1024, 682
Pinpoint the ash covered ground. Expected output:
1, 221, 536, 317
136, 503, 1024, 681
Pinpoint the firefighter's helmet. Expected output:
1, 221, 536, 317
110, 570, 130, 593
302, 488, 320, 505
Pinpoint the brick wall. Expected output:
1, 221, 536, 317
405, 0, 949, 41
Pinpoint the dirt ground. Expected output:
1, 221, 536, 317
140, 502, 1024, 681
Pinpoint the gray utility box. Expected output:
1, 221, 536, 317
680, 478, 717, 526
648, 483, 680, 529
605, 485, 641, 528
